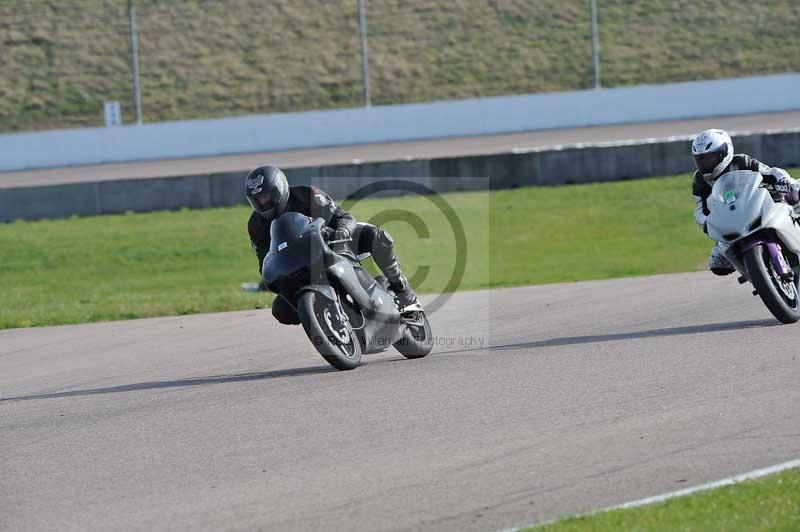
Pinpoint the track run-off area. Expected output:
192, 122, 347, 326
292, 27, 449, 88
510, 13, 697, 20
2, 272, 799, 531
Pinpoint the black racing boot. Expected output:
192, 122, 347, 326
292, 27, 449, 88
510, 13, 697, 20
390, 275, 418, 309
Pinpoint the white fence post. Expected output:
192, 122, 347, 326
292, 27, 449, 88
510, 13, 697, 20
590, 0, 601, 89
128, 0, 143, 124
357, 0, 371, 107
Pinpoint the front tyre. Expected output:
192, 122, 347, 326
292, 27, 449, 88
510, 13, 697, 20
394, 311, 434, 359
744, 245, 800, 324
297, 291, 362, 370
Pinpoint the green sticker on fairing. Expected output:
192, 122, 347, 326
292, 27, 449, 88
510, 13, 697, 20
724, 189, 736, 205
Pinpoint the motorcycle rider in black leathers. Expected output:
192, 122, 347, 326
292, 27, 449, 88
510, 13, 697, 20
246, 165, 418, 325
692, 128, 799, 275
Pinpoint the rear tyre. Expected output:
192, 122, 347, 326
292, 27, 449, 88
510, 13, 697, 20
394, 311, 433, 359
744, 245, 800, 324
297, 291, 362, 370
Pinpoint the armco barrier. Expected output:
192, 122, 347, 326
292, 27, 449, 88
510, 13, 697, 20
1, 73, 799, 172
2, 130, 799, 223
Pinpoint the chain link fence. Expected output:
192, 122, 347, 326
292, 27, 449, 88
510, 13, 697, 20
1, 0, 799, 133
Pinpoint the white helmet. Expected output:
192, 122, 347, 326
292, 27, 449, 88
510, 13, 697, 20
692, 129, 734, 181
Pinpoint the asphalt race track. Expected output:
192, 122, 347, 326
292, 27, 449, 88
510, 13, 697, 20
2, 272, 799, 531
2, 111, 800, 188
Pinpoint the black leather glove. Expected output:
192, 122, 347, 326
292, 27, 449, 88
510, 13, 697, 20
333, 228, 350, 242
773, 178, 790, 193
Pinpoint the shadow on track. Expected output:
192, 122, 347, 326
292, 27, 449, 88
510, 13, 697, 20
0, 365, 336, 403
440, 319, 778, 355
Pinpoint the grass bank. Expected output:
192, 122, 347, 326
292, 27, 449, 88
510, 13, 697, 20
2, 0, 798, 131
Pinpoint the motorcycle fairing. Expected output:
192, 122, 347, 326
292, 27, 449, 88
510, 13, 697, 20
708, 171, 800, 277
324, 253, 402, 354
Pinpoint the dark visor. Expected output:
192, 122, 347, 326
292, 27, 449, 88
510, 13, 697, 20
693, 146, 727, 175
248, 191, 275, 214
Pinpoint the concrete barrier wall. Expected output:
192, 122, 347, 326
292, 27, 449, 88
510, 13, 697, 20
3, 130, 799, 223
2, 73, 800, 172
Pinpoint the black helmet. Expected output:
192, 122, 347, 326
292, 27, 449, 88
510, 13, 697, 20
245, 165, 289, 220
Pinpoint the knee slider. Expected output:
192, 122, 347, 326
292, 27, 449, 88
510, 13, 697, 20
272, 297, 300, 325
710, 266, 734, 276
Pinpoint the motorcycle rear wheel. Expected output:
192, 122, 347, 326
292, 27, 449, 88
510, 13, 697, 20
744, 244, 800, 324
298, 291, 362, 370
394, 311, 434, 359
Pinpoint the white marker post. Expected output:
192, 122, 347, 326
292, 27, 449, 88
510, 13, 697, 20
104, 101, 122, 127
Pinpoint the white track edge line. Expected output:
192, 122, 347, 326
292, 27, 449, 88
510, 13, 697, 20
500, 458, 800, 532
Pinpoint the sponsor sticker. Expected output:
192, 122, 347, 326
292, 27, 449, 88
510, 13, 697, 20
724, 189, 736, 205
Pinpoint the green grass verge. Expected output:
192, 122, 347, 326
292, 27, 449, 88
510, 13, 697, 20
0, 172, 728, 329
2, 0, 799, 132
529, 468, 800, 531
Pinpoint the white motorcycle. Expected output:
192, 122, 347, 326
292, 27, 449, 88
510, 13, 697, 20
706, 170, 800, 324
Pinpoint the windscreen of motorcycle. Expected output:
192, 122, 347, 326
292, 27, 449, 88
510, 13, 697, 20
269, 212, 315, 252
709, 170, 761, 210
263, 213, 326, 285
706, 170, 769, 241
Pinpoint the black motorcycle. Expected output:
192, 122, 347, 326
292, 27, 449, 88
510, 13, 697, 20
262, 212, 433, 370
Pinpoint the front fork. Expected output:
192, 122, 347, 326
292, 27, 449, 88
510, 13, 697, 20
728, 238, 796, 282
741, 239, 793, 278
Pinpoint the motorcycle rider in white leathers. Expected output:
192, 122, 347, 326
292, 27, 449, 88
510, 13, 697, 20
692, 129, 799, 275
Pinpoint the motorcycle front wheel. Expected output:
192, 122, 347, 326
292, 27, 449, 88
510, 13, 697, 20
744, 244, 800, 324
297, 291, 362, 370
